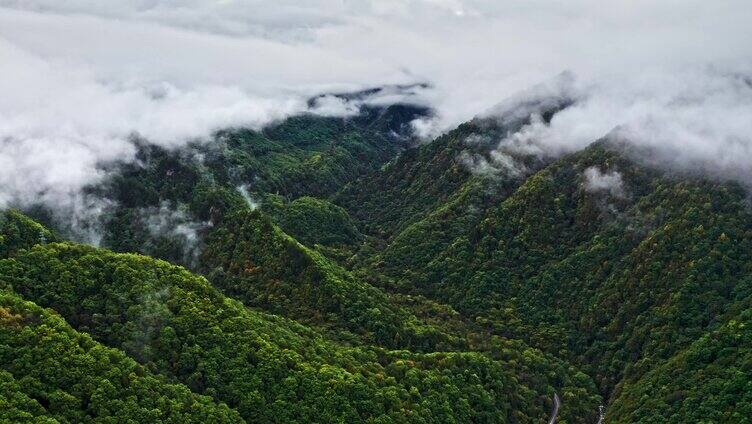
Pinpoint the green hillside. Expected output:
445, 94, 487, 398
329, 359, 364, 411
0, 237, 600, 422
0, 289, 241, 423
3, 99, 751, 422
339, 122, 752, 421
607, 307, 752, 423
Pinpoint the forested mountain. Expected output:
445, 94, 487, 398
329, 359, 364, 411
2, 97, 751, 423
337, 109, 752, 421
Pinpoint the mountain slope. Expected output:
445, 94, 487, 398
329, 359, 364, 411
608, 308, 752, 423
0, 289, 241, 423
0, 233, 601, 422
339, 116, 752, 420
201, 208, 460, 351
7, 94, 752, 422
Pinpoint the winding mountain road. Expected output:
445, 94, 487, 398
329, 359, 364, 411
548, 393, 560, 424
546, 393, 604, 423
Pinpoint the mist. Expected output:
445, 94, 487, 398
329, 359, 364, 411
481, 67, 752, 184
1, 0, 751, 208
583, 167, 625, 198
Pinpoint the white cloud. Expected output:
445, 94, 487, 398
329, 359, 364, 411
141, 201, 209, 266
483, 68, 752, 183
236, 184, 259, 210
0, 0, 751, 208
583, 167, 624, 198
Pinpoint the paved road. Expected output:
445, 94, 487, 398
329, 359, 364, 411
548, 393, 560, 424
547, 393, 604, 423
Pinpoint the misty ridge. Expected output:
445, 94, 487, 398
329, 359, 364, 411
461, 69, 752, 186
5, 66, 752, 246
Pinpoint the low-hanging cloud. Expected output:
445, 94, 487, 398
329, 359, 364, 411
141, 201, 210, 267
583, 167, 625, 198
482, 67, 752, 183
0, 0, 752, 211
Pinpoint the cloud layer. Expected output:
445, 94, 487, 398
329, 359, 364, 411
480, 67, 752, 183
1, 0, 751, 207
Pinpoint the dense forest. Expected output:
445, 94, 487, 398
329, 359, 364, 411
2, 97, 751, 423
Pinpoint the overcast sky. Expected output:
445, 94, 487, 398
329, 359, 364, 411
1, 0, 751, 206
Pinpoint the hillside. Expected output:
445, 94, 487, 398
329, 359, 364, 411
337, 109, 752, 421
0, 221, 601, 422
2, 98, 751, 422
